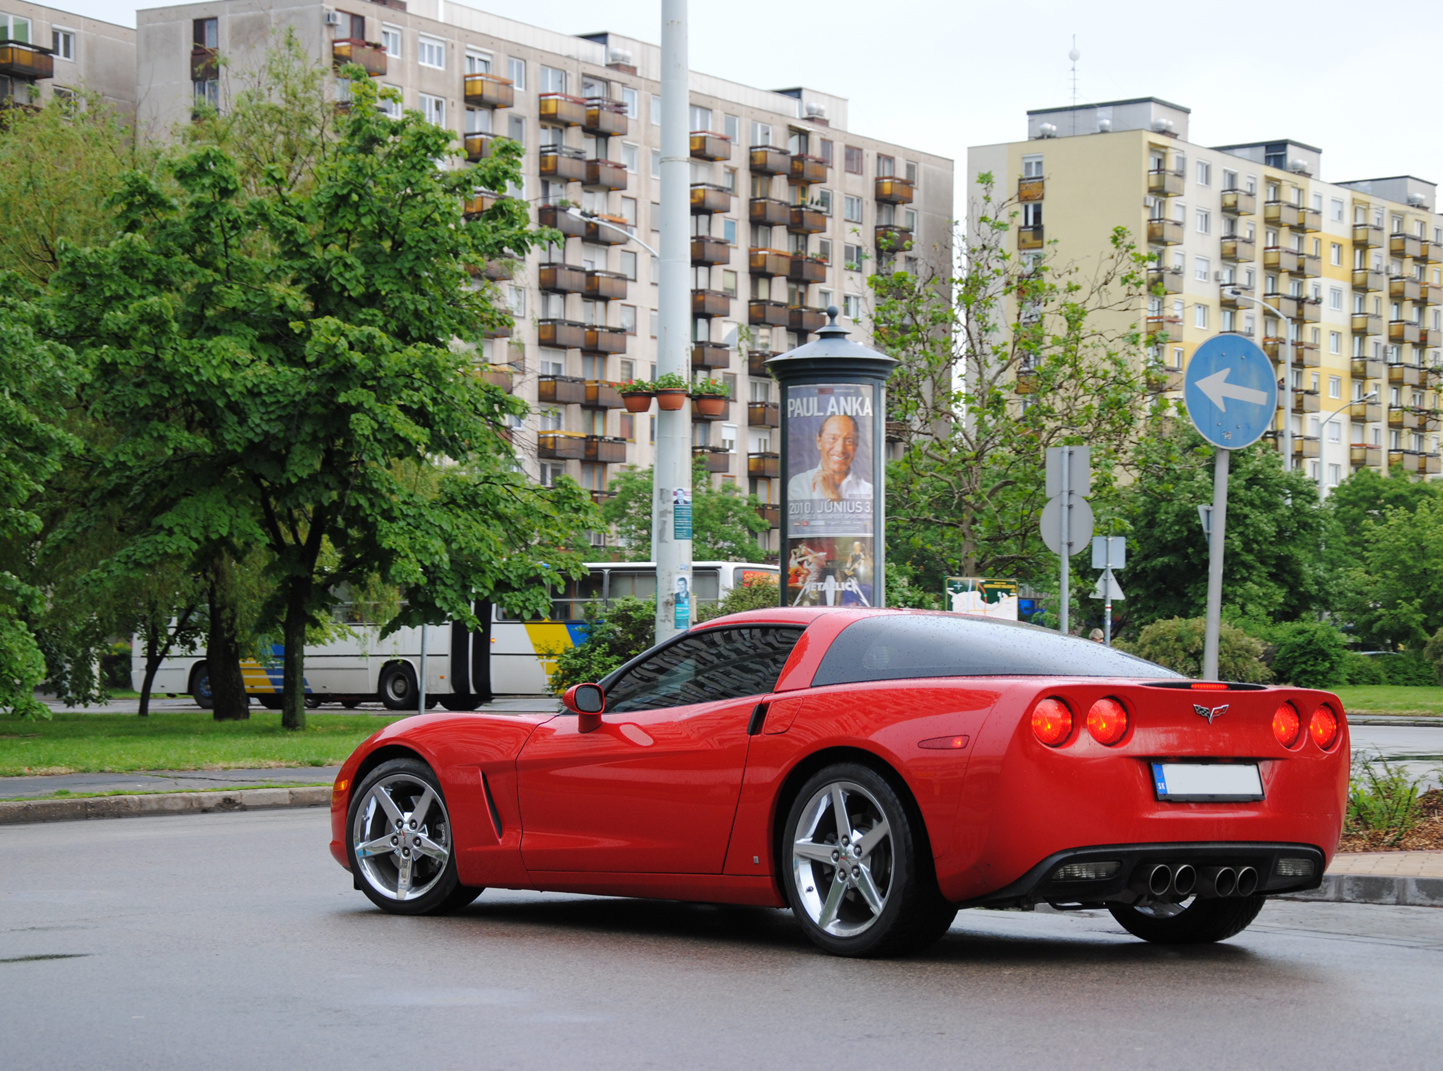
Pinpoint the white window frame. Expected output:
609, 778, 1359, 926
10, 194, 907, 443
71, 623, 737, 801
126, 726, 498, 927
51, 27, 75, 61
843, 195, 863, 223
419, 93, 446, 127
1194, 256, 1210, 282
381, 25, 401, 58
507, 57, 526, 89
1196, 208, 1210, 235
1194, 304, 1208, 329
418, 34, 446, 70
1196, 160, 1210, 186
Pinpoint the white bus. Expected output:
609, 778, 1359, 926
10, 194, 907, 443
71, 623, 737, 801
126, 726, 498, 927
134, 561, 778, 709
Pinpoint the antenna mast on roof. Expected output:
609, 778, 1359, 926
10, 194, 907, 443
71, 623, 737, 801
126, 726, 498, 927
1068, 37, 1080, 135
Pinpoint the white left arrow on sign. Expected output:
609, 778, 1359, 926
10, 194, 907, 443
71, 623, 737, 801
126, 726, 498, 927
1195, 369, 1269, 412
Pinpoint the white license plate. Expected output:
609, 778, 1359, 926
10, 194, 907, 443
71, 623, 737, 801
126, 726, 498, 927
1151, 762, 1264, 802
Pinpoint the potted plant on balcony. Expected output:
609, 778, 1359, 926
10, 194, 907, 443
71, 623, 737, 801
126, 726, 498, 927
617, 379, 654, 413
690, 377, 731, 417
653, 372, 689, 411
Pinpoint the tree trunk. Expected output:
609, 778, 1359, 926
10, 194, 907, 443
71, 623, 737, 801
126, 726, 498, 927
281, 577, 309, 731
207, 562, 249, 721
139, 603, 196, 717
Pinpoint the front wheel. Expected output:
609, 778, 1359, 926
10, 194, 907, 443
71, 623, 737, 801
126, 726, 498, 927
782, 763, 956, 957
378, 663, 418, 711
1108, 894, 1266, 944
347, 757, 481, 915
189, 663, 213, 710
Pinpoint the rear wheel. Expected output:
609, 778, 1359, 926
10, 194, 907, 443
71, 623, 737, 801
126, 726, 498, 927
189, 663, 213, 710
782, 763, 955, 958
1108, 894, 1266, 944
378, 663, 417, 711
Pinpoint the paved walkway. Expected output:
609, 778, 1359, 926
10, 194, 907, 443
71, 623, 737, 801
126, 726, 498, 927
0, 766, 342, 801
1326, 851, 1443, 878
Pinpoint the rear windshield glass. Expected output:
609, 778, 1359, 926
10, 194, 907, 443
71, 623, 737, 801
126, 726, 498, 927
811, 614, 1182, 686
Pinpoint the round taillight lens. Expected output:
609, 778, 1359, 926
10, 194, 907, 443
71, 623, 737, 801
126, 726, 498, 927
1032, 697, 1073, 747
1272, 702, 1302, 748
1310, 705, 1340, 750
1087, 697, 1129, 745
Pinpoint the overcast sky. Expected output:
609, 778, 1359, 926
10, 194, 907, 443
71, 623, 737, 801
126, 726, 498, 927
69, 0, 1443, 203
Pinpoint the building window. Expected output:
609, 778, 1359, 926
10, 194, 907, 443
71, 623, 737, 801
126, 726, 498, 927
689, 104, 712, 131
621, 86, 638, 119
419, 93, 445, 126
843, 145, 863, 174
1330, 242, 1343, 266
619, 305, 637, 334
1195, 304, 1208, 329
465, 51, 490, 75
819, 139, 833, 166
843, 294, 862, 320
506, 57, 525, 89
1195, 256, 1210, 282
1021, 154, 1044, 179
1329, 333, 1342, 357
1222, 169, 1237, 190
540, 65, 565, 93
508, 114, 525, 143
816, 239, 831, 263
844, 243, 862, 271
1196, 209, 1210, 235
651, 93, 661, 125
876, 154, 894, 178
1329, 287, 1343, 311
193, 17, 216, 49
1196, 161, 1210, 186
193, 78, 219, 109
751, 120, 771, 146
650, 149, 661, 178
51, 28, 75, 60
723, 218, 738, 245
843, 195, 863, 223
380, 25, 402, 57
721, 270, 738, 297
813, 188, 832, 215
621, 142, 639, 173
418, 35, 445, 69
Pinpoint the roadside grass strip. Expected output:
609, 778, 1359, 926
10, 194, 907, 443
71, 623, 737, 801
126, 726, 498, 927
1330, 686, 1443, 718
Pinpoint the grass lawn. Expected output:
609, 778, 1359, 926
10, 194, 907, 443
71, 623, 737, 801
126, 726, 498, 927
1330, 686, 1443, 717
0, 711, 401, 777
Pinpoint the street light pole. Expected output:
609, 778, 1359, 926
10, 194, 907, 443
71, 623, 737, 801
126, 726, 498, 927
570, 208, 658, 256
1224, 290, 1293, 469
1316, 390, 1377, 501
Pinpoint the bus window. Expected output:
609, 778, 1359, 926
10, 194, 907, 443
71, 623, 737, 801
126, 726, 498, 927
551, 572, 604, 621
735, 567, 774, 589
608, 571, 657, 601
693, 569, 720, 604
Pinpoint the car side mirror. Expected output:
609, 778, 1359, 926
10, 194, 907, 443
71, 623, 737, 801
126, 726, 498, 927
564, 683, 605, 715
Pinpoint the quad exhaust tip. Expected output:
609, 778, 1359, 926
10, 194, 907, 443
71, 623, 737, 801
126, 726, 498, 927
1140, 862, 1258, 900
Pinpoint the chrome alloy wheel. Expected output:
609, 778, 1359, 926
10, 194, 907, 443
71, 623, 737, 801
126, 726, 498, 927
791, 780, 894, 938
351, 773, 452, 902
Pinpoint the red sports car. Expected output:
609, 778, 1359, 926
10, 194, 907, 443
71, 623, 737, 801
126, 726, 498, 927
329, 608, 1349, 957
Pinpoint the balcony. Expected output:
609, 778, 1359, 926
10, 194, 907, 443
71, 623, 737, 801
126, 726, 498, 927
538, 93, 586, 127
1148, 266, 1183, 294
693, 445, 733, 470
479, 259, 516, 281
1390, 320, 1422, 345
1018, 177, 1044, 202
789, 305, 828, 334
585, 436, 628, 463
1147, 169, 1184, 197
539, 147, 587, 183
463, 72, 514, 108
1297, 297, 1321, 323
756, 503, 781, 529
1221, 189, 1256, 215
537, 432, 586, 460
1264, 201, 1301, 228
1220, 286, 1252, 309
1389, 450, 1425, 473
1352, 443, 1383, 466
537, 375, 586, 406
749, 145, 791, 175
538, 202, 588, 238
1263, 246, 1301, 273
789, 206, 828, 234
191, 46, 218, 81
1014, 370, 1039, 394
1145, 315, 1179, 343
1352, 268, 1385, 292
1352, 357, 1384, 379
1352, 312, 1383, 335
1266, 294, 1300, 319
1388, 404, 1423, 428
464, 133, 498, 162
1220, 237, 1256, 262
1147, 219, 1183, 246
482, 320, 512, 339
538, 319, 587, 349
692, 400, 732, 423
877, 223, 914, 251
1295, 253, 1321, 278
1430, 453, 1443, 475
583, 381, 624, 409
749, 198, 791, 226
748, 403, 781, 430
1296, 207, 1321, 233
1389, 277, 1422, 303
1388, 362, 1422, 387
584, 158, 628, 191
1420, 327, 1442, 348
1264, 338, 1320, 367
690, 183, 731, 214
585, 215, 631, 245
748, 248, 792, 276
583, 97, 628, 137
481, 366, 515, 393
691, 342, 731, 371
748, 451, 780, 476
690, 131, 732, 161
876, 177, 915, 204
1291, 435, 1321, 458
788, 256, 828, 284
538, 263, 586, 293
1420, 284, 1442, 307
1350, 400, 1383, 423
789, 154, 827, 185
747, 350, 777, 376
692, 289, 731, 317
332, 39, 386, 76
1353, 224, 1385, 247
1391, 233, 1424, 260
1422, 243, 1439, 264
584, 269, 628, 301
691, 236, 732, 266
583, 325, 628, 355
749, 300, 790, 327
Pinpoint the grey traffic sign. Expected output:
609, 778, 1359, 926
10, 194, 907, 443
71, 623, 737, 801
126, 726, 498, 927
1183, 333, 1277, 449
1090, 536, 1125, 571
1045, 446, 1091, 499
1040, 494, 1094, 556
1089, 568, 1125, 601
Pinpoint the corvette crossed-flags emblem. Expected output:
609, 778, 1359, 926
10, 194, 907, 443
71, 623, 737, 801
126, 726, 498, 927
1193, 703, 1228, 724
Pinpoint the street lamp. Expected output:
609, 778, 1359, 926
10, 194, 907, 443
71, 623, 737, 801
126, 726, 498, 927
567, 206, 658, 256
1317, 389, 1377, 501
1221, 287, 1293, 468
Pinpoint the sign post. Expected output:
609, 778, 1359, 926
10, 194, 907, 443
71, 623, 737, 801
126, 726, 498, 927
1183, 334, 1277, 680
1089, 536, 1125, 645
1041, 446, 1092, 634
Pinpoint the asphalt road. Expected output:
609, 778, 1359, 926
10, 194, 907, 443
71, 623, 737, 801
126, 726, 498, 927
2, 810, 1442, 1070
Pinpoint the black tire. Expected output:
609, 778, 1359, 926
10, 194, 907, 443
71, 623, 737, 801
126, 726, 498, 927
346, 757, 482, 916
258, 696, 282, 710
189, 663, 214, 710
341, 700, 361, 709
438, 695, 474, 711
1108, 894, 1266, 944
378, 663, 418, 711
781, 763, 955, 958
305, 695, 323, 709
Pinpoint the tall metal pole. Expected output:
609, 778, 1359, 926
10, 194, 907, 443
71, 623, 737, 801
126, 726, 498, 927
1202, 447, 1230, 681
654, 0, 692, 642
1103, 537, 1112, 647
1059, 446, 1070, 635
417, 623, 427, 713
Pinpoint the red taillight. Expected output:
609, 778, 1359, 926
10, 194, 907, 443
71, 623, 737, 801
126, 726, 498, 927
1032, 697, 1073, 747
1086, 697, 1129, 745
1272, 702, 1302, 748
1310, 705, 1340, 750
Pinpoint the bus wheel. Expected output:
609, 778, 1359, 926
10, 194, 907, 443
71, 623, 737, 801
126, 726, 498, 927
379, 663, 418, 711
341, 700, 361, 709
305, 696, 323, 709
188, 663, 214, 710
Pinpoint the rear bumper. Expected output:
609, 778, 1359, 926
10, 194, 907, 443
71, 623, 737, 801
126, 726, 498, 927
955, 841, 1327, 909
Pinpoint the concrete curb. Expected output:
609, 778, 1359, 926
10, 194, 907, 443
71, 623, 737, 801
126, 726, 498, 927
0, 786, 331, 825
1278, 874, 1443, 908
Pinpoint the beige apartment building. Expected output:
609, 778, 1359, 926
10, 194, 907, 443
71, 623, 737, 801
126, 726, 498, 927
970, 97, 1443, 490
0, 1, 135, 113
130, 0, 953, 555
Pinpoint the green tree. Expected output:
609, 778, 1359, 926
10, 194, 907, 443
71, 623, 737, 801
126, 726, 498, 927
601, 459, 771, 561
1337, 496, 1443, 651
1269, 621, 1349, 688
697, 575, 780, 621
545, 597, 656, 694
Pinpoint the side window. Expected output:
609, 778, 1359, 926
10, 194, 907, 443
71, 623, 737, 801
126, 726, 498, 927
605, 627, 804, 712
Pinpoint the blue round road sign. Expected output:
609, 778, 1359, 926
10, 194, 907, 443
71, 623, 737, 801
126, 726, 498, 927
1182, 333, 1278, 449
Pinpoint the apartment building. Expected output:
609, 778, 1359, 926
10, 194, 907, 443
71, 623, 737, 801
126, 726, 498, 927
969, 97, 1443, 489
132, 0, 954, 554
0, 1, 136, 113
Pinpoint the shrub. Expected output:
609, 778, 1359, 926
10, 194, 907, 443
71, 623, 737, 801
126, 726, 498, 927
101, 640, 132, 690
698, 576, 779, 622
1339, 651, 1386, 686
1423, 625, 1443, 683
1116, 617, 1271, 683
1348, 758, 1421, 846
1269, 622, 1349, 688
1377, 652, 1438, 687
544, 597, 656, 695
